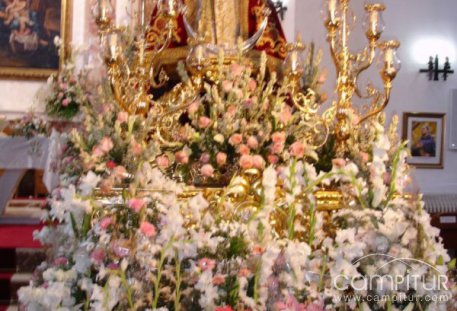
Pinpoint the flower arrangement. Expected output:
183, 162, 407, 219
157, 55, 323, 186
6, 112, 48, 138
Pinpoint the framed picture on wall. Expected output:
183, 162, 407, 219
402, 112, 445, 169
0, 0, 72, 79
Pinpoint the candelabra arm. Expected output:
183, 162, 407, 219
357, 82, 391, 125
354, 43, 377, 98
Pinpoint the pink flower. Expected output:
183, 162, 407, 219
359, 151, 369, 164
244, 98, 254, 108
332, 158, 346, 168
247, 136, 259, 149
130, 138, 142, 156
62, 98, 71, 107
252, 155, 265, 169
238, 144, 250, 155
99, 137, 114, 153
212, 274, 226, 285
201, 164, 214, 177
279, 106, 292, 124
239, 155, 254, 169
272, 142, 285, 154
92, 146, 104, 157
252, 245, 265, 255
140, 221, 156, 238
128, 198, 144, 212
91, 248, 105, 264
100, 216, 114, 230
216, 152, 227, 167
53, 257, 68, 266
229, 134, 243, 146
59, 83, 68, 90
272, 132, 286, 144
267, 154, 279, 164
117, 111, 129, 123
175, 150, 189, 164
156, 155, 170, 168
238, 268, 251, 277
230, 63, 244, 77
58, 92, 64, 98
305, 301, 324, 311
215, 306, 233, 311
200, 153, 210, 164
222, 80, 233, 92
198, 116, 212, 129
198, 258, 216, 271
188, 100, 200, 114
107, 263, 120, 270
112, 166, 127, 180
226, 105, 237, 117
290, 141, 306, 158
248, 79, 257, 91
106, 160, 117, 169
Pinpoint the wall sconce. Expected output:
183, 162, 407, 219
419, 55, 454, 81
274, 0, 288, 21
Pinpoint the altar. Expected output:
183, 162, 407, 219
0, 131, 63, 215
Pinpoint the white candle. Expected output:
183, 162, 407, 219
329, 0, 337, 21
370, 11, 378, 33
385, 48, 393, 65
168, 0, 176, 16
109, 33, 118, 59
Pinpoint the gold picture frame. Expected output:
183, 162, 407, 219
402, 112, 445, 169
0, 0, 72, 79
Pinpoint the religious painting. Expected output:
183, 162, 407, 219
0, 0, 72, 79
402, 112, 445, 169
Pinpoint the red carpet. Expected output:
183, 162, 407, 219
0, 225, 43, 249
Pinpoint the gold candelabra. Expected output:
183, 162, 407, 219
322, 0, 401, 154
94, 0, 181, 115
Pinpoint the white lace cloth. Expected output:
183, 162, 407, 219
0, 130, 64, 215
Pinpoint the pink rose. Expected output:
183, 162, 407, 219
99, 137, 114, 153
216, 152, 227, 167
175, 150, 189, 164
130, 138, 142, 156
332, 158, 346, 168
272, 132, 286, 144
91, 248, 105, 264
248, 79, 257, 91
198, 258, 216, 271
201, 164, 214, 177
272, 142, 285, 154
188, 100, 200, 114
198, 116, 212, 129
279, 106, 292, 124
290, 141, 306, 158
53, 257, 68, 266
267, 154, 279, 164
100, 216, 114, 230
117, 111, 129, 123
58, 92, 64, 98
244, 98, 254, 109
156, 155, 170, 168
128, 198, 144, 212
92, 147, 104, 157
212, 274, 226, 286
252, 155, 265, 169
222, 80, 233, 92
230, 63, 244, 77
238, 144, 250, 155
60, 83, 68, 90
229, 134, 243, 146
239, 154, 254, 169
140, 221, 156, 238
200, 153, 210, 164
226, 105, 237, 117
62, 98, 71, 107
359, 151, 369, 164
247, 136, 259, 149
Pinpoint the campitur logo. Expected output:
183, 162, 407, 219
331, 253, 451, 304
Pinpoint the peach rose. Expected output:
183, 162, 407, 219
290, 141, 306, 158
359, 151, 369, 164
117, 111, 129, 123
271, 132, 286, 144
212, 274, 226, 286
99, 137, 114, 153
156, 155, 170, 168
230, 63, 244, 77
198, 116, 212, 129
238, 144, 250, 155
239, 154, 254, 169
200, 153, 210, 164
201, 164, 214, 177
175, 150, 189, 164
222, 80, 233, 92
267, 154, 279, 164
130, 138, 142, 156
229, 134, 243, 146
332, 158, 346, 168
252, 155, 265, 169
279, 106, 292, 124
188, 101, 200, 114
248, 79, 257, 91
247, 136, 259, 149
216, 152, 227, 167
272, 142, 285, 154
198, 258, 216, 271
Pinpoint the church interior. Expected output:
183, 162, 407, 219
0, 0, 457, 310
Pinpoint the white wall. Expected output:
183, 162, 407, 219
293, 0, 457, 194
0, 1, 87, 114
